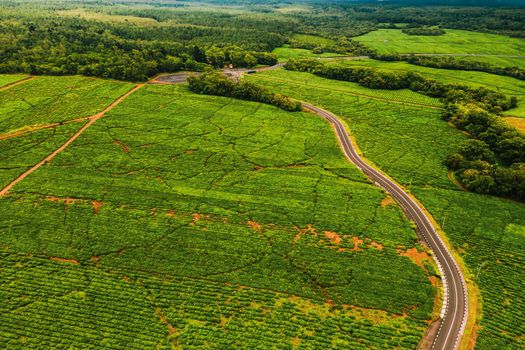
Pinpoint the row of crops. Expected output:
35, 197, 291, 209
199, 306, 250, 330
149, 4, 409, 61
0, 76, 133, 134
0, 79, 438, 348
250, 69, 525, 349
0, 251, 429, 349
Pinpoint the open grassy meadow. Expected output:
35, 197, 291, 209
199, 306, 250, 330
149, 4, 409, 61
0, 78, 437, 349
353, 29, 525, 56
248, 68, 525, 350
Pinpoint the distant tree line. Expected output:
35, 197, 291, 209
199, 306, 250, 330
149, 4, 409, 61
402, 26, 446, 36
285, 58, 524, 202
0, 9, 281, 81
188, 71, 301, 112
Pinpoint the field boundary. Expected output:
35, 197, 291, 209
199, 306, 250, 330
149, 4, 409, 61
0, 76, 35, 91
0, 84, 144, 196
0, 116, 92, 141
253, 74, 441, 109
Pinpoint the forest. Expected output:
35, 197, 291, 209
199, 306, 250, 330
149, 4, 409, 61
0, 1, 524, 81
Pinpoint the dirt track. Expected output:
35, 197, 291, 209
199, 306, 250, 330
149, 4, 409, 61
0, 84, 143, 196
0, 76, 35, 91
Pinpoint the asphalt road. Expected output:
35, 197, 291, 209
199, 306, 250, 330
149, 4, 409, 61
302, 103, 468, 350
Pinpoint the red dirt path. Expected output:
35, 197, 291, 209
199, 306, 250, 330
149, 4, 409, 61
0, 84, 143, 197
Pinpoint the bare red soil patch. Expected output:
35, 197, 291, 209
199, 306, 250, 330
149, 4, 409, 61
351, 236, 364, 251
247, 220, 262, 231
92, 200, 103, 214
399, 247, 431, 268
505, 116, 525, 132
380, 197, 393, 208
368, 241, 384, 250
323, 231, 342, 244
50, 257, 80, 265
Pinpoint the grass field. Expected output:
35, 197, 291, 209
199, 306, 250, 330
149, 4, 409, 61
272, 45, 344, 62
0, 82, 437, 349
248, 68, 525, 350
290, 34, 336, 48
353, 29, 525, 56
0, 75, 30, 88
0, 76, 134, 134
0, 123, 86, 189
327, 58, 525, 117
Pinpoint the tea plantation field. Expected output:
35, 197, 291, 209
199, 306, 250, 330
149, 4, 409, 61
353, 29, 525, 57
0, 79, 437, 349
272, 46, 344, 62
0, 76, 134, 134
248, 69, 525, 350
0, 75, 30, 88
327, 58, 525, 117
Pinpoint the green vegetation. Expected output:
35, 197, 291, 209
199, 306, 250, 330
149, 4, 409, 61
443, 105, 525, 201
284, 59, 515, 113
0, 124, 85, 189
248, 68, 525, 350
272, 46, 343, 62
0, 76, 133, 133
247, 69, 442, 109
354, 29, 525, 56
402, 27, 446, 36
0, 81, 436, 349
188, 70, 300, 111
405, 55, 525, 81
289, 34, 336, 48
327, 59, 525, 117
0, 75, 29, 88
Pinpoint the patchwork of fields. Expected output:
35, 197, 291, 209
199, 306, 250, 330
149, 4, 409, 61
248, 69, 525, 350
326, 58, 525, 117
0, 77, 437, 349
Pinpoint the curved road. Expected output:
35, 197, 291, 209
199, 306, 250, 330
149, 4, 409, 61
302, 103, 468, 350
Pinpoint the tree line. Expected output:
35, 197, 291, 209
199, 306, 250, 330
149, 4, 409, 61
284, 59, 516, 112
402, 27, 446, 36
285, 59, 524, 202
444, 104, 525, 201
188, 70, 301, 112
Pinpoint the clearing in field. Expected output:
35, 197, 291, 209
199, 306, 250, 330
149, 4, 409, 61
353, 29, 525, 56
0, 79, 437, 349
248, 68, 525, 350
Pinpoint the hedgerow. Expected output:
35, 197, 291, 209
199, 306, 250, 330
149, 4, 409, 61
188, 70, 301, 111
